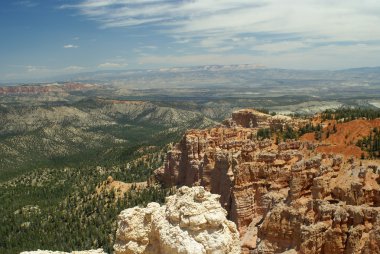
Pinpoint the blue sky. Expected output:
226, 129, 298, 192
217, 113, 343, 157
1, 0, 380, 81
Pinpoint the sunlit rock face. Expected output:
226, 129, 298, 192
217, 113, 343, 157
155, 109, 380, 253
113, 186, 240, 254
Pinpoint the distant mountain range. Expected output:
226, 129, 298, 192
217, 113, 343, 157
2, 65, 380, 87
58, 65, 380, 84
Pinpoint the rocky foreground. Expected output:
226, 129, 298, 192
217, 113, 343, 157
22, 187, 239, 254
155, 109, 380, 253
114, 186, 240, 254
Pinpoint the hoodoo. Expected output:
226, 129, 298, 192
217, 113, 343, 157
155, 109, 380, 253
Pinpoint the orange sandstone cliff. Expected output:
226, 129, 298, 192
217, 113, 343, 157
155, 109, 380, 253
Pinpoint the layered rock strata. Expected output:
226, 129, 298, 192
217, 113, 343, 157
114, 186, 240, 254
155, 109, 380, 253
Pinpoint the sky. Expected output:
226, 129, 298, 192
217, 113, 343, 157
1, 0, 380, 81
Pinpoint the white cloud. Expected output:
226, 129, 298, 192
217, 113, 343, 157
26, 65, 49, 73
138, 54, 258, 66
22, 65, 87, 77
98, 56, 128, 69
140, 45, 157, 50
98, 62, 127, 68
26, 65, 86, 73
252, 41, 310, 53
1, 65, 88, 82
66, 1, 380, 41
63, 44, 79, 49
63, 65, 86, 72
62, 0, 380, 67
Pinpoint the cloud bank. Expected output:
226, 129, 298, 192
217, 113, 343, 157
63, 0, 380, 53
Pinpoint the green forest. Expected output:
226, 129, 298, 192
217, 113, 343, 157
0, 148, 173, 254
321, 107, 380, 121
256, 125, 300, 142
356, 128, 380, 159
0, 95, 220, 254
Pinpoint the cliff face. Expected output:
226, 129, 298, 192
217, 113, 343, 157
113, 186, 240, 254
155, 109, 380, 253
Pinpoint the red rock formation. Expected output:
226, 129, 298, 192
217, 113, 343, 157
155, 109, 380, 253
301, 118, 380, 158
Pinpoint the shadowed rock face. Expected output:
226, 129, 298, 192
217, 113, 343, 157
155, 109, 380, 253
113, 186, 240, 254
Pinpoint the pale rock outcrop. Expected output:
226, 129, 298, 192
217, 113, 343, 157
223, 109, 303, 129
114, 186, 240, 254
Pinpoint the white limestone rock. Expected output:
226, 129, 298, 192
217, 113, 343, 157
114, 186, 240, 254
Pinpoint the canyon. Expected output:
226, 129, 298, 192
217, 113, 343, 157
14, 109, 380, 254
155, 109, 380, 253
